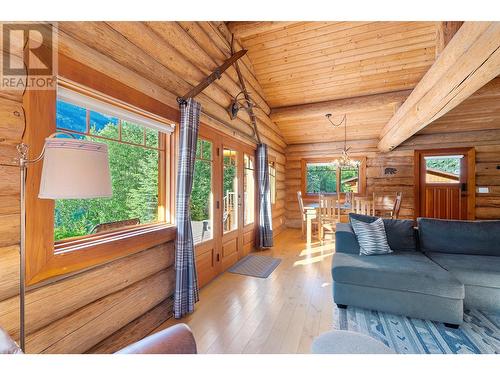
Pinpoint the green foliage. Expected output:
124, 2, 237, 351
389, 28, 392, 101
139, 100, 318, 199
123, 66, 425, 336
340, 168, 358, 192
425, 158, 460, 175
306, 164, 337, 193
54, 121, 159, 241
190, 140, 212, 222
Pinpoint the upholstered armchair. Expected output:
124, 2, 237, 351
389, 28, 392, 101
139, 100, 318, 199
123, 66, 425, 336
0, 323, 197, 354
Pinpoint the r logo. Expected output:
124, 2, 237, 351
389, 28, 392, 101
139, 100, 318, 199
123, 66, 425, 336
1, 22, 57, 90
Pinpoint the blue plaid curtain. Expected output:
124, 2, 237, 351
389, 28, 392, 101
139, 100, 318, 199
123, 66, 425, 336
256, 143, 273, 248
174, 98, 201, 319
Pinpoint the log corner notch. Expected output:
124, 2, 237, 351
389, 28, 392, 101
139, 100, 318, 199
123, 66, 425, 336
176, 48, 247, 104
378, 21, 500, 153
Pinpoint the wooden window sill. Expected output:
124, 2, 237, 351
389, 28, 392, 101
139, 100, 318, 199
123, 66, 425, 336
27, 224, 177, 286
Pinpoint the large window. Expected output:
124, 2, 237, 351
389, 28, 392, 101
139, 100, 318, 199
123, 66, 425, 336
54, 96, 167, 242
302, 158, 365, 197
191, 139, 213, 244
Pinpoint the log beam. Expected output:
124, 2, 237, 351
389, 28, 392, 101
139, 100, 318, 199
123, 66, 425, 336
435, 21, 464, 57
378, 22, 500, 152
270, 90, 411, 123
227, 22, 297, 40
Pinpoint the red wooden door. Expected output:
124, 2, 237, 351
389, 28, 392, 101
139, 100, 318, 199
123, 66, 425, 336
416, 149, 475, 220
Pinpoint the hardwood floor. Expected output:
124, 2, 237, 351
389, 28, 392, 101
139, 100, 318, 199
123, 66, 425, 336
156, 228, 335, 354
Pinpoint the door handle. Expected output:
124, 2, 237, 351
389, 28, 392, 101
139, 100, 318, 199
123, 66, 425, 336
461, 183, 467, 192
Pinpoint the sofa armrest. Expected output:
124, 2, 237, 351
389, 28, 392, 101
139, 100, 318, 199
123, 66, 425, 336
335, 223, 360, 254
116, 323, 197, 354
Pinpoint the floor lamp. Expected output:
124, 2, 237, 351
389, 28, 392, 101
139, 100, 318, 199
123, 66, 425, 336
16, 134, 112, 352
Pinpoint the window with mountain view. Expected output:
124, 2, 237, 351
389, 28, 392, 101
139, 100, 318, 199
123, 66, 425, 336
54, 98, 166, 241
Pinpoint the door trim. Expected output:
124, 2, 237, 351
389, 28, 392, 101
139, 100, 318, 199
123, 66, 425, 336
414, 148, 475, 220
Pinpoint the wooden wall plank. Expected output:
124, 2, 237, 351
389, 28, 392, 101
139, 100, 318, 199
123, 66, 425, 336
0, 242, 175, 340
27, 269, 175, 354
87, 297, 174, 354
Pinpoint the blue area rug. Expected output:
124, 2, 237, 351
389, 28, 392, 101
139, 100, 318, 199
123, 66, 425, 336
228, 255, 281, 278
333, 306, 500, 354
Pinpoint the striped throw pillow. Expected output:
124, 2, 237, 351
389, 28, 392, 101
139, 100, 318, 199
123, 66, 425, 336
350, 217, 393, 256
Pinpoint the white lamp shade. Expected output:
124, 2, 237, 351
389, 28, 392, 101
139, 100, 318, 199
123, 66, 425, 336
38, 138, 112, 199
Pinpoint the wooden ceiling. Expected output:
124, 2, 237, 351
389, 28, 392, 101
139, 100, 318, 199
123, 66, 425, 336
232, 22, 438, 108
229, 21, 440, 145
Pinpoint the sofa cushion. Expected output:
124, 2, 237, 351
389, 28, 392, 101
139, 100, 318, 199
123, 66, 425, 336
417, 218, 500, 256
335, 223, 360, 254
350, 217, 393, 256
426, 252, 500, 288
332, 252, 464, 299
349, 213, 417, 252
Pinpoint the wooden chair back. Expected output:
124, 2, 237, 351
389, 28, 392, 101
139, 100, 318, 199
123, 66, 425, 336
392, 192, 403, 219
353, 196, 374, 216
297, 191, 305, 216
318, 194, 341, 223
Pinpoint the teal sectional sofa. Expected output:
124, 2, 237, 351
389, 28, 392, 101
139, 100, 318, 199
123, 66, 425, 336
332, 216, 500, 327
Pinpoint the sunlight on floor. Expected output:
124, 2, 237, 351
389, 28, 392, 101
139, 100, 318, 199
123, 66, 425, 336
299, 242, 335, 257
293, 252, 334, 266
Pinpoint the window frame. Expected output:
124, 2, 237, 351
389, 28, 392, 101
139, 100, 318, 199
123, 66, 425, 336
54, 99, 168, 244
300, 157, 366, 200
24, 55, 177, 286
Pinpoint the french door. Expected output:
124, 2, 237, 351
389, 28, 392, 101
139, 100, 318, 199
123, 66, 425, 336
415, 148, 475, 220
192, 126, 256, 287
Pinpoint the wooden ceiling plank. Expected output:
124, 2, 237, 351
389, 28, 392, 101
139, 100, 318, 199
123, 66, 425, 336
240, 21, 345, 47
249, 21, 426, 62
266, 67, 429, 100
258, 47, 435, 85
244, 22, 371, 52
227, 21, 298, 40
250, 23, 436, 66
253, 33, 436, 79
378, 22, 500, 152
261, 60, 434, 94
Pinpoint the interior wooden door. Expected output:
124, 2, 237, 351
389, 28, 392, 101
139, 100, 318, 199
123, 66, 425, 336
415, 148, 475, 220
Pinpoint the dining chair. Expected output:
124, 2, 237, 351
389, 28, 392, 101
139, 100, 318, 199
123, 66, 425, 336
391, 192, 403, 219
353, 195, 374, 216
318, 194, 341, 243
297, 191, 318, 237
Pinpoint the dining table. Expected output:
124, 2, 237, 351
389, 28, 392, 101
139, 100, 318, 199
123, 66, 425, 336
303, 198, 393, 245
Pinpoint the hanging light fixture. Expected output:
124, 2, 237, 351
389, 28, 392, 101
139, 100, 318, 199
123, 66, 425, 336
325, 114, 360, 169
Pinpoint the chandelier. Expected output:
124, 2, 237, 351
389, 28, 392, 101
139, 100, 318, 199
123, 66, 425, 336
325, 113, 360, 169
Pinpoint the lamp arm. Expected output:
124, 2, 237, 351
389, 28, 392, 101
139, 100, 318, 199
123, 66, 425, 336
16, 131, 77, 165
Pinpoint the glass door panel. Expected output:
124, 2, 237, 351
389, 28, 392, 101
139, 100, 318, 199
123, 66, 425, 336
223, 148, 238, 233
190, 139, 213, 244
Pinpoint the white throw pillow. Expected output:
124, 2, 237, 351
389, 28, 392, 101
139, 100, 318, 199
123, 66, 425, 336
350, 217, 393, 256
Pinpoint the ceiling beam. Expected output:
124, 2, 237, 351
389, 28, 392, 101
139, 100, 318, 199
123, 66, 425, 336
270, 90, 412, 123
435, 21, 464, 57
378, 21, 500, 152
226, 21, 296, 39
